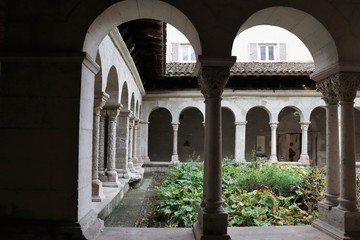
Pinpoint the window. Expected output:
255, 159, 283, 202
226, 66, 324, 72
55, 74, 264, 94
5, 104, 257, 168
180, 44, 196, 62
259, 44, 276, 61
249, 42, 287, 62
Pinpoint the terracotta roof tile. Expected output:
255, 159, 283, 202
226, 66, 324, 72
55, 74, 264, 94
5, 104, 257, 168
165, 62, 315, 76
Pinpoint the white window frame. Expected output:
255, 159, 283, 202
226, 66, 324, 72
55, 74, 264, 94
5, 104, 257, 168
258, 43, 277, 62
180, 44, 196, 62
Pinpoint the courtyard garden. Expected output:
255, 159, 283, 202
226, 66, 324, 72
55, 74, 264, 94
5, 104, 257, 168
106, 159, 360, 228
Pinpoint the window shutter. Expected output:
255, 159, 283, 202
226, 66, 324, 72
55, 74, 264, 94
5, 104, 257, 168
279, 43, 287, 61
171, 43, 179, 62
249, 43, 258, 61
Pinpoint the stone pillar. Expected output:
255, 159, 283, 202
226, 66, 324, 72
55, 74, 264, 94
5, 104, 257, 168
269, 122, 279, 162
193, 56, 235, 240
128, 114, 136, 173
132, 119, 140, 165
234, 121, 247, 162
332, 73, 359, 212
92, 93, 109, 202
313, 72, 360, 239
140, 121, 151, 163
317, 79, 340, 206
98, 109, 107, 182
103, 107, 121, 187
171, 122, 180, 163
298, 122, 310, 163
116, 109, 130, 178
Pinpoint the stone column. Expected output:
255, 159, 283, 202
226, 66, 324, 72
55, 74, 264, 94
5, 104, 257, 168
103, 107, 121, 187
234, 121, 247, 162
269, 122, 279, 162
171, 122, 180, 163
332, 73, 359, 212
128, 114, 136, 173
92, 93, 108, 202
313, 73, 360, 239
193, 57, 235, 240
132, 119, 140, 165
98, 109, 107, 182
140, 121, 151, 163
298, 122, 310, 163
317, 79, 340, 206
116, 109, 130, 178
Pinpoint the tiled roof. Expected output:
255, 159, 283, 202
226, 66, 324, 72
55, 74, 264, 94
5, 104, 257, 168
165, 62, 315, 76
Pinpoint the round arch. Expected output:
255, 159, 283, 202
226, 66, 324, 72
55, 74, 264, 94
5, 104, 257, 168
245, 106, 271, 161
309, 107, 326, 166
235, 7, 338, 73
222, 107, 235, 159
120, 81, 129, 109
178, 107, 204, 162
148, 107, 173, 162
83, 0, 201, 61
104, 66, 120, 106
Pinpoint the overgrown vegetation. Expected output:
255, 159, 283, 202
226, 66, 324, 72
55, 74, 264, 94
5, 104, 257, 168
155, 159, 327, 227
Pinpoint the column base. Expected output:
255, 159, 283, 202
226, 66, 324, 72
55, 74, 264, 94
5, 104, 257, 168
92, 179, 105, 202
298, 154, 310, 164
116, 168, 131, 179
171, 154, 180, 164
313, 203, 360, 239
128, 161, 137, 173
141, 155, 151, 164
102, 175, 122, 188
269, 155, 278, 162
193, 206, 230, 240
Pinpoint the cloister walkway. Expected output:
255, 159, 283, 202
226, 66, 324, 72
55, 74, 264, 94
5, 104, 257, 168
98, 226, 332, 240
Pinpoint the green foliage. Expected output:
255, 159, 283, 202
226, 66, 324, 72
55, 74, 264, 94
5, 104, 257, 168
154, 160, 326, 228
357, 172, 360, 205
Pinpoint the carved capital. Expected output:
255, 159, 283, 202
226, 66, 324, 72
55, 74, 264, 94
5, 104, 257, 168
235, 121, 247, 126
93, 93, 109, 116
300, 122, 311, 131
316, 78, 338, 105
330, 72, 360, 102
107, 108, 120, 121
171, 122, 180, 131
269, 122, 279, 129
198, 66, 230, 98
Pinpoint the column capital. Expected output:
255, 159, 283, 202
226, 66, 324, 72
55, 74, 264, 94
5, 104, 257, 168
269, 122, 279, 126
235, 121, 247, 126
300, 122, 311, 130
94, 93, 110, 115
171, 122, 180, 131
198, 66, 231, 99
316, 78, 338, 105
330, 72, 360, 102
139, 120, 149, 125
106, 106, 121, 120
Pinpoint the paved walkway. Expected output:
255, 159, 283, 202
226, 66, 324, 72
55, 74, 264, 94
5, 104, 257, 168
98, 226, 333, 240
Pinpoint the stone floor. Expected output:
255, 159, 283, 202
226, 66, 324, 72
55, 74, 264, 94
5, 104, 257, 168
98, 225, 333, 240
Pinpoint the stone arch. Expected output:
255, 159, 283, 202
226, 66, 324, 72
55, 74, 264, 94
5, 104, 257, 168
277, 106, 302, 162
148, 107, 173, 162
235, 7, 338, 73
120, 81, 129, 109
245, 106, 271, 161
309, 107, 326, 166
83, 0, 201, 61
178, 107, 204, 162
222, 107, 235, 159
104, 66, 120, 106
94, 51, 103, 94
135, 100, 139, 118
130, 93, 135, 112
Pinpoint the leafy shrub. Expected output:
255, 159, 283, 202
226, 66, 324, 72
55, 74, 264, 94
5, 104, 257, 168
154, 160, 326, 227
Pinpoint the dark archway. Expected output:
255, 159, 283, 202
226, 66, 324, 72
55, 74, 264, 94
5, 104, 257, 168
309, 107, 326, 166
148, 108, 172, 162
178, 107, 204, 162
245, 107, 270, 161
222, 107, 235, 159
